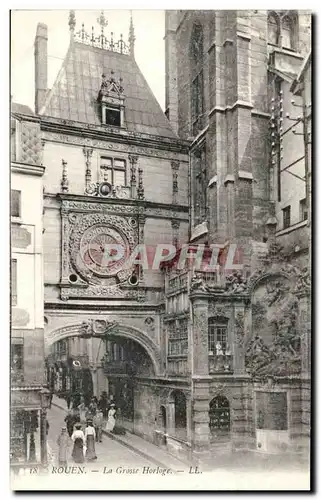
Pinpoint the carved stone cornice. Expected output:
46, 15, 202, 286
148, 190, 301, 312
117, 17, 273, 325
56, 193, 189, 220
40, 117, 190, 156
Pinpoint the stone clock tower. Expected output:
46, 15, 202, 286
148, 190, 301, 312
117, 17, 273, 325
38, 11, 190, 436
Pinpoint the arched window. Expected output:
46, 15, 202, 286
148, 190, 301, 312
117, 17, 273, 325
281, 15, 295, 50
209, 395, 230, 442
268, 12, 279, 45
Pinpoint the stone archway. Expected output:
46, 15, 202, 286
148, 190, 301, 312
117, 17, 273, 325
45, 322, 161, 376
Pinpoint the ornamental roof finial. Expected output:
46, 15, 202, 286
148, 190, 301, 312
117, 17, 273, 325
128, 11, 136, 58
97, 10, 108, 33
68, 10, 76, 34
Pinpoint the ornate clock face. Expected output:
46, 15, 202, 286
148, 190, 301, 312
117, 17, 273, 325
80, 225, 129, 278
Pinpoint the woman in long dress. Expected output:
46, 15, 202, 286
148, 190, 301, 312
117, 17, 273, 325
106, 403, 116, 432
56, 427, 69, 466
78, 401, 87, 431
71, 423, 85, 464
85, 420, 97, 461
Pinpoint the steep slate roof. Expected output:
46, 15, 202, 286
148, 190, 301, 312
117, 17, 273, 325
41, 41, 177, 139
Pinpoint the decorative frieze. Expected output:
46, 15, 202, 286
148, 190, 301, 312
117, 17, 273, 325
60, 285, 146, 301
41, 131, 188, 162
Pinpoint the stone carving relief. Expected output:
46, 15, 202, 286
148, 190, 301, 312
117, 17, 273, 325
225, 271, 248, 293
245, 275, 301, 378
68, 213, 137, 284
61, 285, 146, 301
208, 304, 230, 318
144, 317, 155, 332
80, 319, 119, 337
59, 201, 149, 300
234, 310, 245, 346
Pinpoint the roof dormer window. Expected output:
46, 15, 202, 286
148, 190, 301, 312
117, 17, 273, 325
98, 71, 125, 127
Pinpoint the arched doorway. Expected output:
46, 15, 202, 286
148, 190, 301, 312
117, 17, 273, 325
170, 390, 187, 440
160, 405, 167, 432
209, 395, 230, 443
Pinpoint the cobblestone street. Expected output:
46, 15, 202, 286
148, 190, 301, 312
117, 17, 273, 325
46, 405, 157, 471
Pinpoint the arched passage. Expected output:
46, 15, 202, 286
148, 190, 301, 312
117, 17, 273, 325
45, 322, 161, 376
45, 322, 162, 427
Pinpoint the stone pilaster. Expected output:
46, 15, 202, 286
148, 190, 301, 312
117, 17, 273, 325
233, 303, 247, 374
192, 377, 211, 455
191, 295, 209, 376
138, 213, 146, 281
129, 154, 138, 198
171, 160, 180, 205
83, 146, 93, 189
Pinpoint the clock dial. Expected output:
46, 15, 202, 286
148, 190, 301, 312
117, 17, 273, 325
79, 224, 129, 278
88, 233, 118, 267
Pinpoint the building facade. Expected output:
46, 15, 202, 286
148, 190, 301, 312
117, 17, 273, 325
10, 103, 50, 469
11, 10, 311, 465
164, 10, 311, 458
36, 12, 192, 449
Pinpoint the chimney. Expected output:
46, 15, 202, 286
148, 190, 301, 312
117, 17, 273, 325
34, 22, 48, 114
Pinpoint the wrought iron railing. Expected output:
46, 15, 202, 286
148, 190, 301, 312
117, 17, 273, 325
74, 25, 130, 54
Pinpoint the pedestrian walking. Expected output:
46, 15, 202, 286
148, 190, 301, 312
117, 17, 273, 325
88, 398, 97, 417
93, 410, 103, 442
85, 420, 97, 461
71, 423, 85, 464
64, 410, 76, 438
56, 427, 69, 466
106, 403, 116, 432
113, 406, 126, 435
78, 399, 87, 431
98, 392, 108, 419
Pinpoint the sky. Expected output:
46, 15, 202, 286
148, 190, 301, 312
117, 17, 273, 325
10, 9, 166, 112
